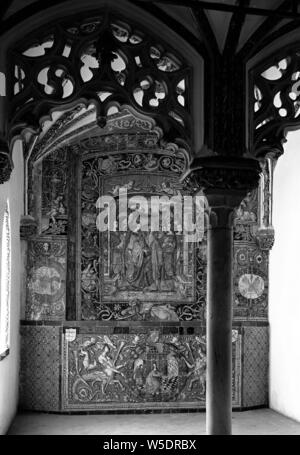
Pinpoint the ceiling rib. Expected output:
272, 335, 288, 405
136, 0, 300, 20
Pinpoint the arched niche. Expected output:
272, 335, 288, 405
23, 104, 205, 323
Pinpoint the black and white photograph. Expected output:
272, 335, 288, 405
0, 0, 300, 440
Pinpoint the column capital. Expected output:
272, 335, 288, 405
0, 136, 12, 185
181, 156, 261, 228
182, 156, 261, 196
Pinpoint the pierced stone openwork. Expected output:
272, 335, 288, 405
252, 47, 300, 156
8, 12, 191, 144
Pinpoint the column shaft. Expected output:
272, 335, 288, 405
206, 223, 233, 435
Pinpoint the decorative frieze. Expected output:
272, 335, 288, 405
182, 157, 261, 195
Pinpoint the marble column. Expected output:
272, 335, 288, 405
182, 157, 260, 435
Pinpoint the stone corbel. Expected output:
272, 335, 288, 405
255, 227, 275, 251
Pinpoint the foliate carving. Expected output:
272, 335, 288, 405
182, 157, 261, 194
235, 189, 258, 223
252, 52, 300, 156
0, 137, 12, 184
31, 106, 176, 163
81, 149, 186, 176
234, 189, 258, 242
234, 224, 257, 242
41, 148, 68, 235
194, 242, 207, 321
81, 132, 160, 154
9, 13, 190, 144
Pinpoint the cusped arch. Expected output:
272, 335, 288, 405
247, 27, 300, 159
2, 0, 204, 162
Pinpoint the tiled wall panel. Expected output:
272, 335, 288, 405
19, 325, 61, 411
19, 323, 268, 412
242, 326, 269, 408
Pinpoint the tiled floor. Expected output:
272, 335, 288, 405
8, 409, 300, 435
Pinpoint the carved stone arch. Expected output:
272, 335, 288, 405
249, 43, 300, 159
247, 25, 300, 159
244, 35, 300, 254
0, 0, 204, 185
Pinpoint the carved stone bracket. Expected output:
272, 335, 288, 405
0, 136, 12, 185
255, 227, 275, 251
20, 215, 38, 239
